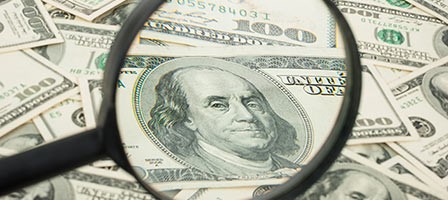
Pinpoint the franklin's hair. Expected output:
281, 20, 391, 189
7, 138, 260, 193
148, 66, 300, 158
429, 72, 448, 116
299, 169, 391, 200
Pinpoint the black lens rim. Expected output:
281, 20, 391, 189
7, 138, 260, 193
99, 0, 362, 199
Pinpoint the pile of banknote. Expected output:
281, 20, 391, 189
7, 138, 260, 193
2, 0, 448, 199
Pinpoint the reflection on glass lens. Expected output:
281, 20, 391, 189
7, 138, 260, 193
115, 0, 348, 199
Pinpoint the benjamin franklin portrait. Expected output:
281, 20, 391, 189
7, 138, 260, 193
299, 163, 406, 200
135, 57, 312, 177
421, 66, 448, 119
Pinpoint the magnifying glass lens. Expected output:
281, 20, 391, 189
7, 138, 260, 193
112, 0, 352, 199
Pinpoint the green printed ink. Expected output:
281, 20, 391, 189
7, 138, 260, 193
386, 0, 412, 8
95, 53, 108, 70
377, 29, 405, 45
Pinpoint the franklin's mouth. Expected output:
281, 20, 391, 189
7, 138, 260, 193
230, 129, 268, 138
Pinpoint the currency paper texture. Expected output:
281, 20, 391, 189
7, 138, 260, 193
335, 0, 448, 70
388, 56, 448, 187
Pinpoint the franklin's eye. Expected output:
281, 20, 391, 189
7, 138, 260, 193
246, 100, 263, 111
348, 192, 365, 200
7, 190, 26, 198
210, 101, 228, 111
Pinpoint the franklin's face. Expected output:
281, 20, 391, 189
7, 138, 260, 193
322, 171, 389, 200
179, 69, 277, 157
432, 72, 448, 98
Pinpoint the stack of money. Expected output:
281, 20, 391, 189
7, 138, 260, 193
1, 0, 448, 199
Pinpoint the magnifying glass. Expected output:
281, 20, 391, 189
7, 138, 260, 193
0, 0, 361, 199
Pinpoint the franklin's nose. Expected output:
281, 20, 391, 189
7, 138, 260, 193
233, 102, 256, 122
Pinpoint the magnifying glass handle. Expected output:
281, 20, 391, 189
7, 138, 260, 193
0, 128, 105, 196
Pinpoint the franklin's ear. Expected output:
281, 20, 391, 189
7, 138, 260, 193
183, 117, 197, 131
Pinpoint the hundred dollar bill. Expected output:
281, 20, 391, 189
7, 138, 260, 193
348, 64, 418, 144
387, 56, 448, 186
0, 0, 63, 53
116, 46, 347, 190
0, 50, 79, 137
173, 149, 445, 200
42, 0, 125, 21
34, 19, 118, 77
406, 0, 448, 24
334, 0, 448, 70
140, 0, 336, 48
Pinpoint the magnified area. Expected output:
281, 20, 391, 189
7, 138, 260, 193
116, 45, 346, 198
111, 0, 350, 198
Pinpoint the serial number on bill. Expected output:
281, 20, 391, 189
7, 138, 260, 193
165, 0, 271, 20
